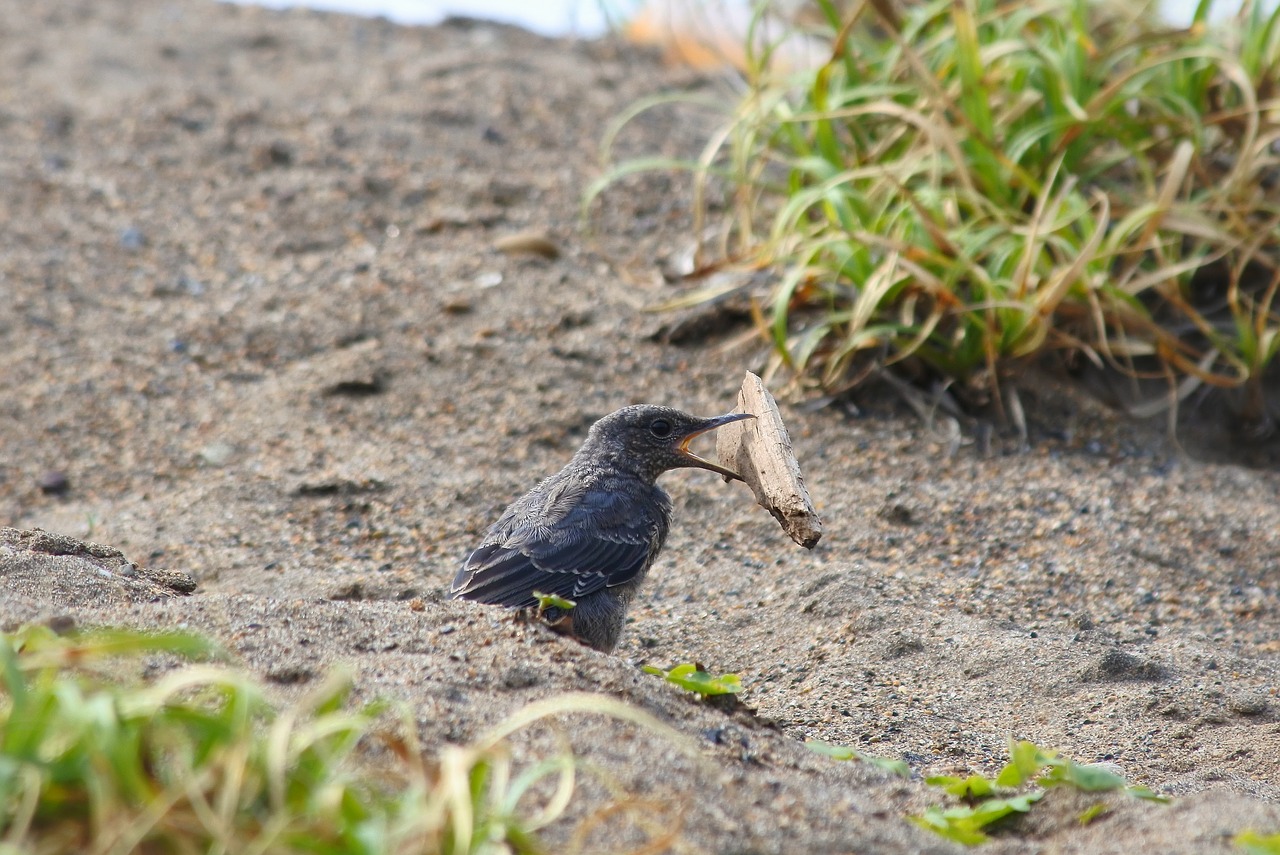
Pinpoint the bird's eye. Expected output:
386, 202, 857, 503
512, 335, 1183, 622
649, 418, 673, 438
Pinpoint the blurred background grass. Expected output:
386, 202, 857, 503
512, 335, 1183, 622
597, 0, 1280, 436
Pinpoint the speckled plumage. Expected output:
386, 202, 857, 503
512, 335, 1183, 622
449, 404, 751, 652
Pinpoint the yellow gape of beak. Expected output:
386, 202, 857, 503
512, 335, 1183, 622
675, 412, 755, 481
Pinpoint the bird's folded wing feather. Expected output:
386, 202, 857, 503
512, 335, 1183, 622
451, 483, 663, 609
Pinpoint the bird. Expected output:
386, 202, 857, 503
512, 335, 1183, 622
450, 404, 754, 652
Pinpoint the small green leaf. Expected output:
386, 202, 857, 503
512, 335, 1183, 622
926, 774, 997, 799
1045, 760, 1127, 792
806, 740, 909, 777
641, 663, 741, 696
805, 739, 857, 761
910, 807, 991, 846
531, 591, 576, 612
912, 791, 1044, 846
1078, 802, 1108, 825
862, 754, 911, 777
996, 740, 1058, 787
970, 791, 1043, 823
1236, 830, 1280, 855
1125, 785, 1171, 803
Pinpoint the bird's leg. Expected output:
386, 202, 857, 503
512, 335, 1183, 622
540, 608, 576, 639
534, 602, 572, 628
510, 605, 578, 643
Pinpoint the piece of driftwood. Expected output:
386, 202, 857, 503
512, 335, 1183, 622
716, 372, 823, 548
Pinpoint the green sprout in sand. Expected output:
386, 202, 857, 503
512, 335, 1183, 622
642, 662, 742, 697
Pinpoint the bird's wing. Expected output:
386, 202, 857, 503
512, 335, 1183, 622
450, 482, 667, 609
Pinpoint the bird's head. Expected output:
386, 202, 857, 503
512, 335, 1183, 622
582, 404, 755, 483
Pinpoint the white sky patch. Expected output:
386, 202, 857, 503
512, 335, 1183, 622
227, 0, 1275, 40
230, 0, 612, 36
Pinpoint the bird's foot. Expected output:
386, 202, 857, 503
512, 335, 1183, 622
511, 606, 578, 642
537, 605, 576, 637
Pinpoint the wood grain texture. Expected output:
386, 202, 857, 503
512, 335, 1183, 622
716, 372, 822, 548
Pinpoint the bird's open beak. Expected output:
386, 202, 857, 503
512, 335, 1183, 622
677, 412, 755, 481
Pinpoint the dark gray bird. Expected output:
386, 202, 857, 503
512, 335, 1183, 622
450, 404, 753, 652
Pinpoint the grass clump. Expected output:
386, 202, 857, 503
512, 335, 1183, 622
0, 625, 688, 855
598, 0, 1280, 427
910, 739, 1167, 845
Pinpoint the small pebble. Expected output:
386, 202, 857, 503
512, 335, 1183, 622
1082, 648, 1163, 682
177, 275, 204, 296
45, 614, 76, 635
199, 442, 235, 467
1228, 691, 1269, 716
265, 140, 293, 166
500, 664, 540, 689
327, 582, 364, 601
38, 470, 70, 495
119, 226, 146, 250
493, 230, 560, 260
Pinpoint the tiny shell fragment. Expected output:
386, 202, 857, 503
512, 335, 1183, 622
493, 230, 561, 260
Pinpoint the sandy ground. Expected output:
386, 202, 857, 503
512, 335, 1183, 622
3, 2, 1280, 852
